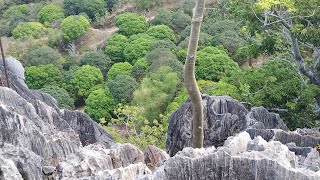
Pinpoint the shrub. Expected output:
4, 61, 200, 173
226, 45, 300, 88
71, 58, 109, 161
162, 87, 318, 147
107, 62, 133, 80
115, 13, 147, 36
25, 45, 62, 67
40, 85, 74, 110
61, 15, 90, 42
85, 88, 116, 123
25, 64, 62, 89
107, 75, 138, 103
38, 4, 64, 24
12, 22, 46, 39
146, 25, 176, 42
105, 34, 128, 62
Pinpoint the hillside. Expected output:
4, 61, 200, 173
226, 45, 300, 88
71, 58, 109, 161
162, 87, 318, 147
0, 0, 320, 179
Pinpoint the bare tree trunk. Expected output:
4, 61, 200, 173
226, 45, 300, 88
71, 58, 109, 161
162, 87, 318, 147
184, 0, 206, 148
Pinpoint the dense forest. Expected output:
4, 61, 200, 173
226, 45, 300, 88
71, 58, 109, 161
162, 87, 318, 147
0, 0, 319, 150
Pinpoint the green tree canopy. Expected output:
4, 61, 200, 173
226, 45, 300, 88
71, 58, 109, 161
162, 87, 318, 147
107, 62, 133, 80
115, 13, 147, 36
40, 85, 75, 110
196, 46, 240, 81
85, 88, 116, 123
61, 15, 90, 42
225, 60, 320, 129
1, 4, 30, 36
82, 0, 107, 20
107, 75, 138, 103
25, 64, 62, 89
68, 65, 103, 102
79, 51, 112, 76
152, 10, 191, 33
131, 57, 148, 82
37, 4, 64, 25
105, 34, 128, 63
147, 25, 176, 42
146, 48, 183, 78
25, 45, 62, 67
63, 0, 107, 20
133, 66, 178, 120
123, 35, 153, 63
12, 22, 46, 39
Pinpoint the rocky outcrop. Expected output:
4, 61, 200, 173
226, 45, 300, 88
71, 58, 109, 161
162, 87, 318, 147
144, 145, 169, 170
143, 132, 320, 180
167, 95, 320, 156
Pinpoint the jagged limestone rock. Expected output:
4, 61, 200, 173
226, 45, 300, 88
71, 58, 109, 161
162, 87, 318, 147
54, 143, 148, 179
166, 95, 319, 157
144, 145, 169, 170
143, 132, 320, 180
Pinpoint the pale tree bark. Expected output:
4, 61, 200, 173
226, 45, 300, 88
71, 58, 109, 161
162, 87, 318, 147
184, 0, 206, 148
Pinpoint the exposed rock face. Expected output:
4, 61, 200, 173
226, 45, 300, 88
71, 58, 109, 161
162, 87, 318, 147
53, 143, 149, 179
167, 95, 320, 156
143, 132, 320, 180
0, 57, 153, 180
144, 145, 169, 170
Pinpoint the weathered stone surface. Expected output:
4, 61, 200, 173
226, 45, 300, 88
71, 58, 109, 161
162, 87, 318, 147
0, 57, 115, 179
143, 132, 320, 180
61, 109, 114, 148
54, 143, 148, 179
144, 145, 169, 170
167, 95, 320, 157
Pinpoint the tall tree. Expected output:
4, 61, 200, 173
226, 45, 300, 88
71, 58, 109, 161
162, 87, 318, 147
185, 0, 206, 148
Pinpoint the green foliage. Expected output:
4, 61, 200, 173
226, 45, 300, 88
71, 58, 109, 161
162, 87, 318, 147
85, 88, 116, 123
105, 34, 128, 63
131, 58, 148, 82
63, 0, 83, 15
235, 43, 261, 64
196, 46, 240, 81
82, 0, 107, 20
133, 66, 178, 120
225, 60, 320, 129
170, 11, 192, 33
68, 65, 104, 101
40, 85, 75, 110
79, 51, 112, 75
146, 48, 183, 78
146, 25, 176, 42
37, 4, 64, 25
176, 48, 187, 63
152, 10, 191, 34
107, 62, 133, 80
106, 104, 167, 150
61, 15, 90, 42
12, 22, 46, 39
64, 0, 107, 20
107, 75, 138, 103
212, 30, 246, 55
150, 39, 176, 51
25, 45, 62, 67
106, 0, 118, 12
25, 64, 62, 89
198, 80, 247, 100
115, 13, 147, 37
63, 56, 78, 71
1, 4, 30, 36
123, 36, 153, 63
178, 32, 213, 49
